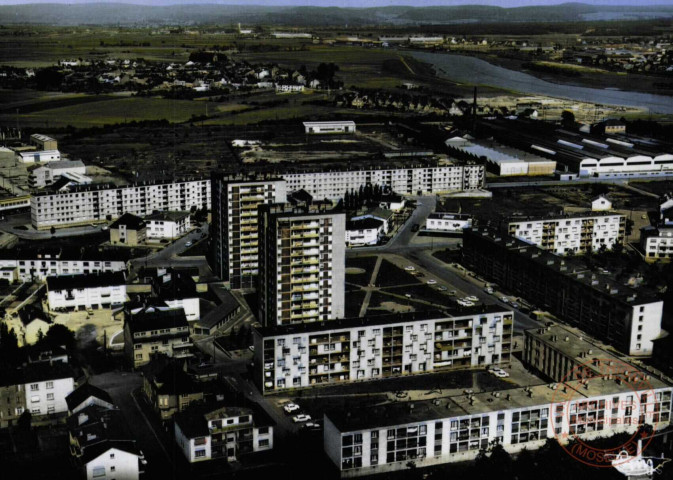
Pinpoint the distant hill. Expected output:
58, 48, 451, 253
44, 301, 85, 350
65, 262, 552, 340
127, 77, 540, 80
0, 2, 671, 26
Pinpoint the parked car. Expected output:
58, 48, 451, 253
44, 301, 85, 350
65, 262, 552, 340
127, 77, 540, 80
484, 287, 494, 294
500, 296, 509, 303
404, 265, 415, 271
293, 414, 312, 423
448, 290, 457, 296
511, 302, 520, 309
284, 403, 300, 414
438, 286, 448, 291
185, 241, 193, 247
465, 295, 478, 302
427, 279, 437, 285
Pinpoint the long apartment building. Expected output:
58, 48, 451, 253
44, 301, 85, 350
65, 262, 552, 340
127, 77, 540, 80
283, 164, 484, 200
462, 227, 662, 356
0, 247, 128, 283
209, 175, 287, 288
508, 212, 626, 255
30, 178, 210, 229
253, 307, 513, 394
257, 202, 345, 326
323, 374, 673, 477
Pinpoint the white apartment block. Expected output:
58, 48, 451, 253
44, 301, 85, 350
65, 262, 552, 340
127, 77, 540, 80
254, 307, 513, 394
642, 225, 673, 262
0, 257, 127, 283
30, 178, 210, 229
145, 211, 191, 240
324, 377, 673, 477
29, 160, 86, 188
425, 212, 472, 233
210, 176, 287, 288
346, 219, 383, 247
25, 373, 74, 418
282, 165, 485, 201
508, 213, 625, 255
46, 272, 127, 311
258, 203, 346, 326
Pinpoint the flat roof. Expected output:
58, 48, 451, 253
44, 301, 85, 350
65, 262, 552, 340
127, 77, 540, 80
465, 227, 659, 306
46, 271, 126, 291
255, 306, 512, 337
145, 211, 190, 223
303, 121, 356, 126
30, 134, 56, 142
508, 211, 624, 224
328, 373, 671, 432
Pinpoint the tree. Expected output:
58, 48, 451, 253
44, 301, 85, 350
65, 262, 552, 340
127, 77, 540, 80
17, 410, 32, 431
561, 110, 576, 129
44, 323, 76, 350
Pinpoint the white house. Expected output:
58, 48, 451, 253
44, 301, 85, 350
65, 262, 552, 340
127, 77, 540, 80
46, 271, 127, 311
84, 446, 141, 480
591, 194, 613, 211
346, 218, 384, 246
275, 82, 304, 93
425, 212, 472, 233
351, 208, 394, 234
174, 401, 274, 463
145, 211, 191, 240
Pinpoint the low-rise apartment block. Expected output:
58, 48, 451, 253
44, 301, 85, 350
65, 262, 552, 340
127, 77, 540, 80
124, 306, 193, 368
346, 218, 384, 246
425, 212, 472, 233
142, 359, 204, 420
30, 177, 210, 230
462, 227, 662, 356
209, 175, 287, 288
282, 164, 484, 201
257, 202, 345, 326
0, 247, 128, 283
508, 212, 626, 255
174, 400, 274, 463
46, 271, 127, 311
253, 307, 513, 394
324, 375, 672, 477
641, 225, 673, 262
109, 213, 147, 246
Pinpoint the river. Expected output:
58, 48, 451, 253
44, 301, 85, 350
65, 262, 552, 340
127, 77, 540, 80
409, 51, 673, 114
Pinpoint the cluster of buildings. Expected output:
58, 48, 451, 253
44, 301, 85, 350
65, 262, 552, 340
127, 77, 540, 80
479, 117, 673, 179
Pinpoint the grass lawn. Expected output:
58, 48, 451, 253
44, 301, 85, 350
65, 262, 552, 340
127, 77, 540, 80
344, 289, 366, 318
374, 259, 421, 287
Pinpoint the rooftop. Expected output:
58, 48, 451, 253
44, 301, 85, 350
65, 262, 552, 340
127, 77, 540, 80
145, 211, 190, 223
125, 306, 189, 334
110, 212, 146, 230
255, 306, 511, 337
46, 271, 126, 291
464, 227, 659, 306
347, 218, 384, 231
66, 382, 114, 412
508, 210, 624, 224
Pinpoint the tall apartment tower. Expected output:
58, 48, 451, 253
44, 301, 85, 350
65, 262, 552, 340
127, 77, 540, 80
210, 174, 287, 288
258, 202, 345, 326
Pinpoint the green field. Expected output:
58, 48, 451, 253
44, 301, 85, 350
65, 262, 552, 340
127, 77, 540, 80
0, 95, 211, 127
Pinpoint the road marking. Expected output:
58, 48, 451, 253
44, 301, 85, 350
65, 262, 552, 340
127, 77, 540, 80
129, 391, 173, 466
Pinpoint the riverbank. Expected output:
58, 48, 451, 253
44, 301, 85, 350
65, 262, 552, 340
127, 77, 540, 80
409, 51, 673, 115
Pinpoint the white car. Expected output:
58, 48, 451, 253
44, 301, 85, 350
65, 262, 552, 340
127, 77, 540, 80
293, 414, 312, 423
185, 241, 193, 247
427, 279, 437, 285
404, 265, 415, 271
284, 403, 300, 413
500, 296, 509, 304
484, 287, 494, 294
494, 370, 510, 378
465, 295, 478, 302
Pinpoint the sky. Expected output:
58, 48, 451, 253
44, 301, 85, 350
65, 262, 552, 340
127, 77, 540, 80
0, 0, 672, 6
